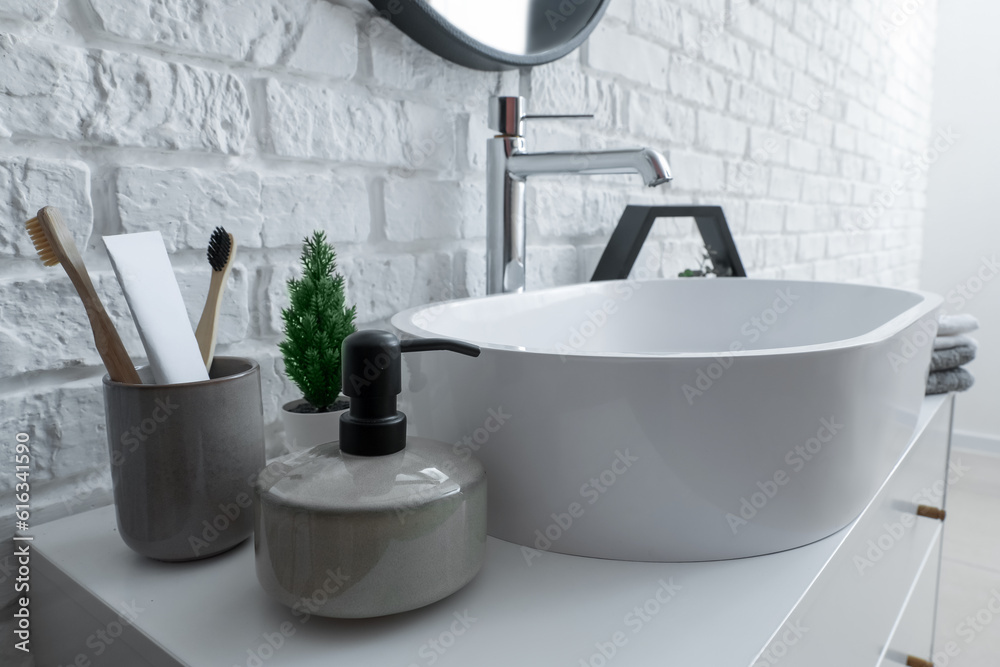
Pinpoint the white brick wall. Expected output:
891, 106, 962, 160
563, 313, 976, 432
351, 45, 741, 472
0, 0, 938, 623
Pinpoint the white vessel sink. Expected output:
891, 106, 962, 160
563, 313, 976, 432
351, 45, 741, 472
391, 279, 941, 562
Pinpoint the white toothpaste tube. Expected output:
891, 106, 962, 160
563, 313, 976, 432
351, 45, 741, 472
104, 231, 209, 385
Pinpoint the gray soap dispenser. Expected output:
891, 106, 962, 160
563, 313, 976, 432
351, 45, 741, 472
253, 330, 486, 618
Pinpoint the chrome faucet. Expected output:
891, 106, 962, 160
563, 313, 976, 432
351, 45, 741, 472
485, 96, 672, 294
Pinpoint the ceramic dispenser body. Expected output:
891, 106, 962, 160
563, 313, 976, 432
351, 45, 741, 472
253, 331, 486, 618
254, 438, 486, 617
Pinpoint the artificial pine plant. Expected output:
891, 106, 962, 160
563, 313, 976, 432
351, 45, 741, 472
280, 230, 356, 412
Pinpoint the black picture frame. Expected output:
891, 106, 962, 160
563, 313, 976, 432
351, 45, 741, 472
591, 205, 747, 281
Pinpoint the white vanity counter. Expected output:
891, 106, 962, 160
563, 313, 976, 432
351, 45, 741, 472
33, 395, 953, 667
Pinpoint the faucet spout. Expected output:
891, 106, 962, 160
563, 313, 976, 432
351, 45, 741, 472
507, 148, 672, 187
484, 96, 673, 295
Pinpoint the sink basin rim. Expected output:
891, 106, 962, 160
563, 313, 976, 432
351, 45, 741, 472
391, 278, 943, 360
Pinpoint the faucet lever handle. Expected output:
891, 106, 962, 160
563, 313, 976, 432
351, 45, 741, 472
489, 95, 593, 136
523, 114, 594, 121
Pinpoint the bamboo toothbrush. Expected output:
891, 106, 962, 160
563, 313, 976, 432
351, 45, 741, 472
25, 207, 142, 384
195, 226, 235, 371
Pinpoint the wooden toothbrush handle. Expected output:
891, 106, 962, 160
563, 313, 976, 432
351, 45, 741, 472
82, 297, 142, 384
195, 270, 227, 370
38, 208, 141, 384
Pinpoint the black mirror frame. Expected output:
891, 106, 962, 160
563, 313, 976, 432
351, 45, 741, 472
368, 0, 614, 71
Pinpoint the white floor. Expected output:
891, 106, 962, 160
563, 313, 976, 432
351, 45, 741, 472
935, 448, 1000, 666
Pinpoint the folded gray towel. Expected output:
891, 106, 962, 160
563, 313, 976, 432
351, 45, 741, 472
930, 344, 977, 371
926, 367, 975, 395
934, 334, 979, 351
937, 313, 980, 336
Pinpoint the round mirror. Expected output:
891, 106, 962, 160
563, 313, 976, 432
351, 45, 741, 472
369, 0, 612, 71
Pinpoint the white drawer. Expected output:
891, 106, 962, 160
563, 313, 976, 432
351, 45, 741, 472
751, 396, 952, 667
879, 534, 942, 666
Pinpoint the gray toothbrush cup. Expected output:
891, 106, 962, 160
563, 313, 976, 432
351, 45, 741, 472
103, 357, 265, 561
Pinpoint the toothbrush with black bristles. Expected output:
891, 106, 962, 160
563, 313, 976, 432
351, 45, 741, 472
195, 226, 235, 372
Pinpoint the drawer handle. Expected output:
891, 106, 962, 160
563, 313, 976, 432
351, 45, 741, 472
906, 657, 934, 667
916, 505, 946, 521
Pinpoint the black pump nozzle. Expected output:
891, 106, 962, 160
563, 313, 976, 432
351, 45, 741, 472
339, 331, 480, 456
